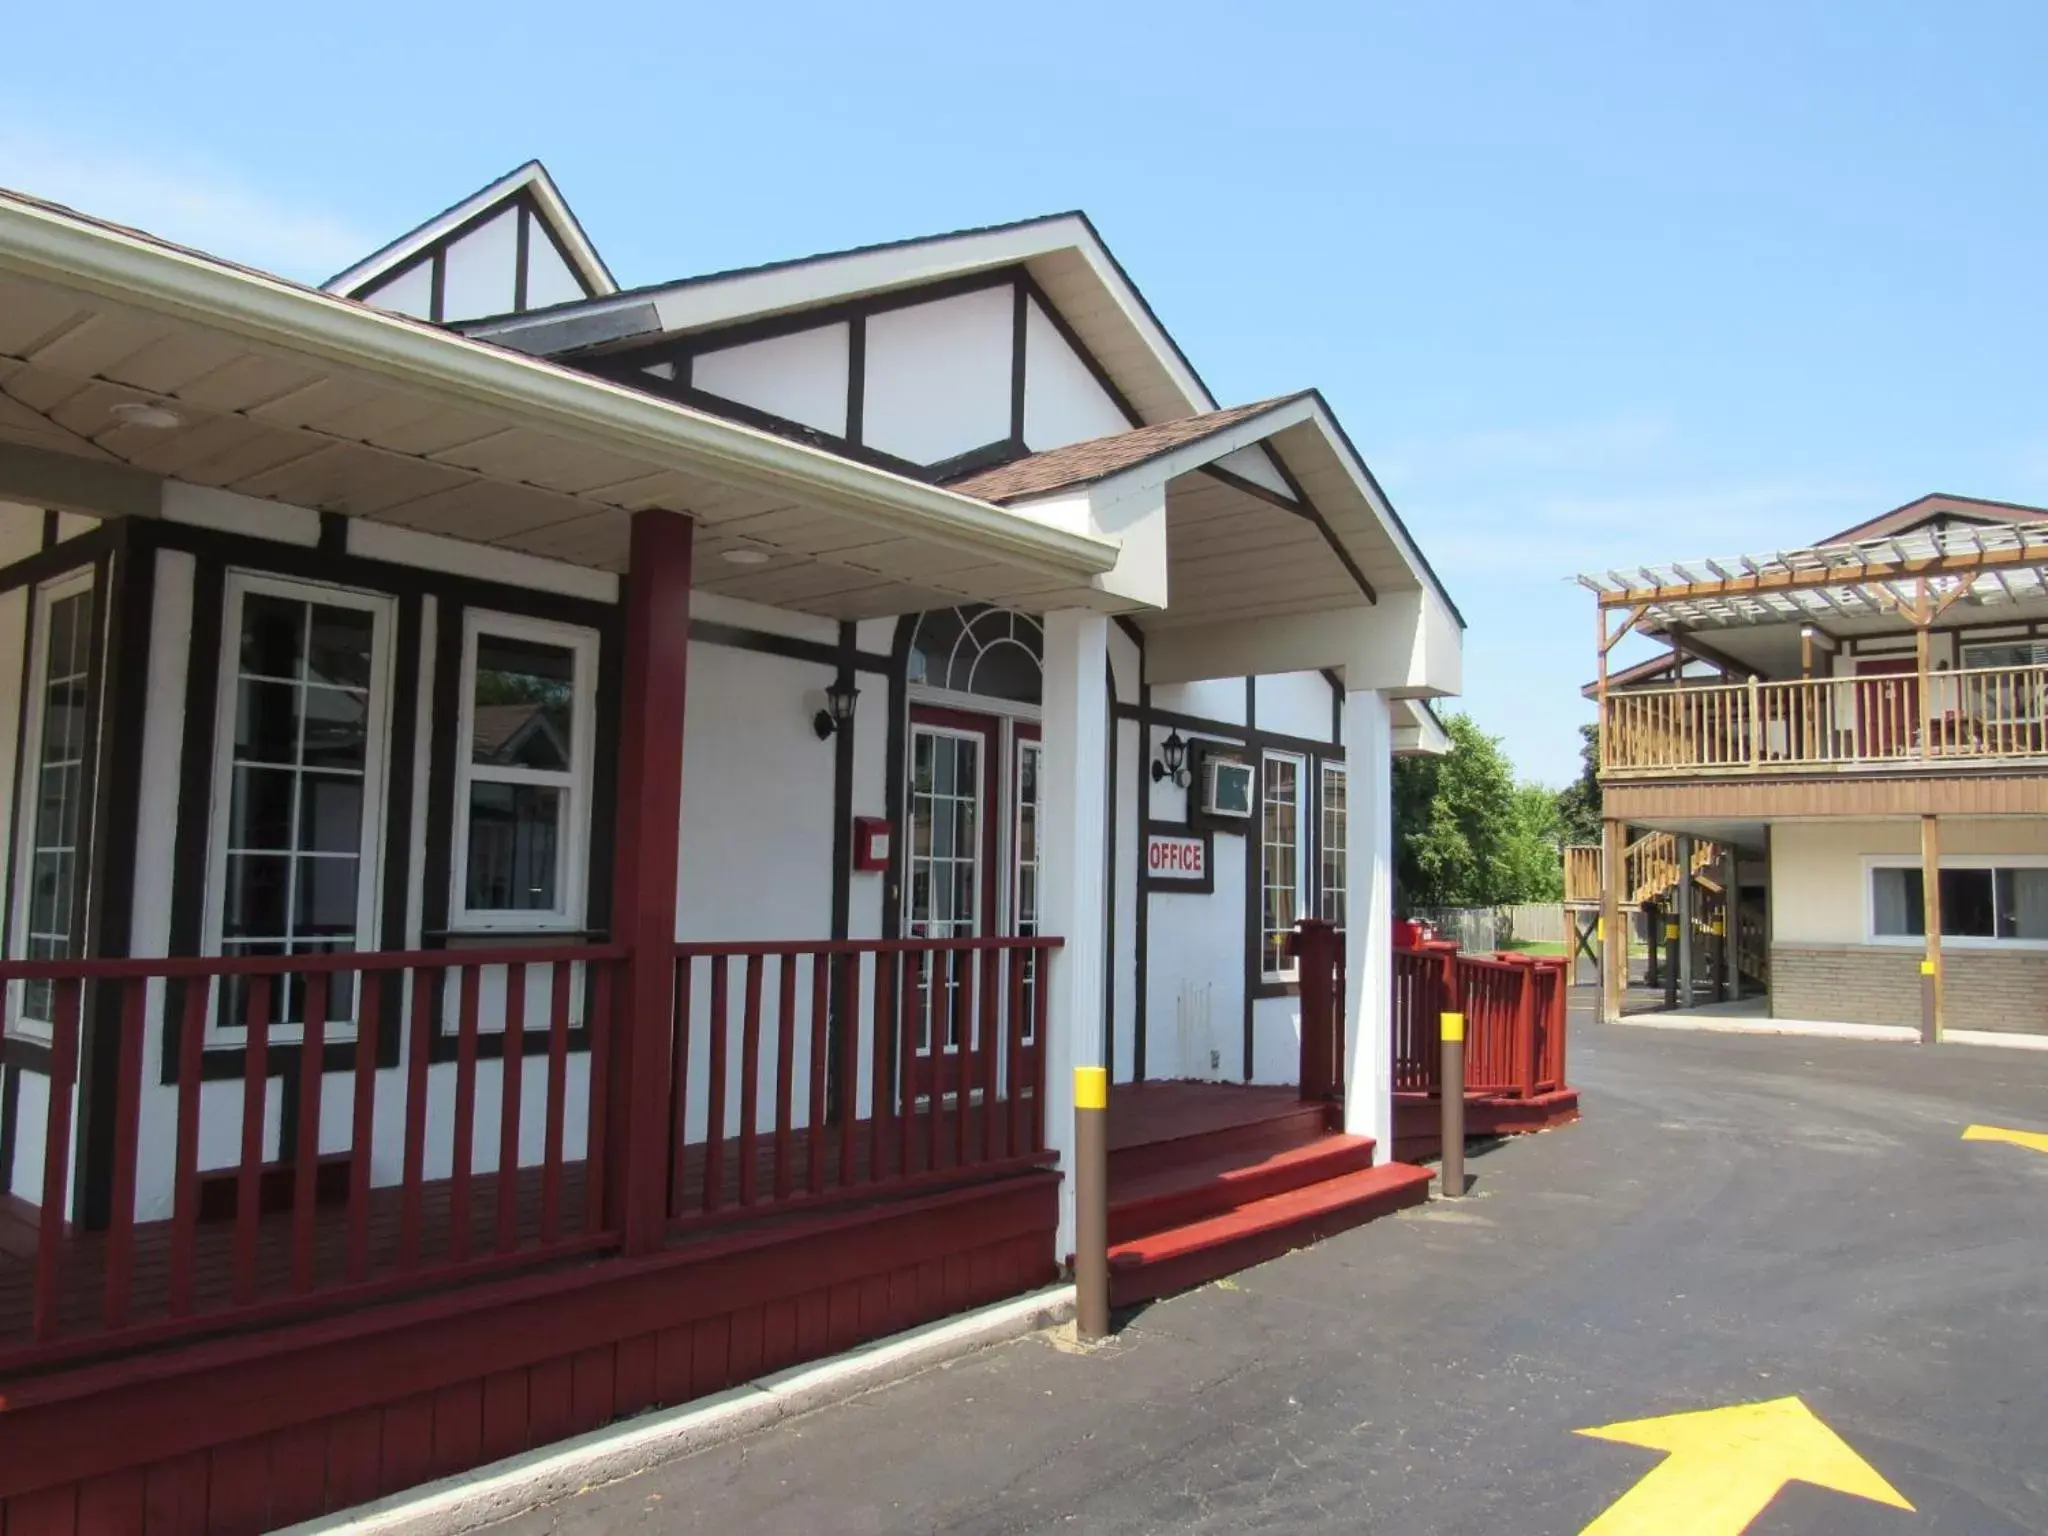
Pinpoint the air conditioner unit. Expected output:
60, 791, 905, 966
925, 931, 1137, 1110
1200, 757, 1255, 819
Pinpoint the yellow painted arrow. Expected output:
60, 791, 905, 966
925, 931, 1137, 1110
1963, 1123, 2048, 1155
1576, 1395, 1912, 1534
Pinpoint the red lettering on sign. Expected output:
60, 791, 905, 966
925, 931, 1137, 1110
1147, 836, 1205, 878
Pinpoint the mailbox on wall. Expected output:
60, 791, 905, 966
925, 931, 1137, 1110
852, 816, 892, 872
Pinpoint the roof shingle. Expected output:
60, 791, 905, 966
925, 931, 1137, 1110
945, 395, 1306, 504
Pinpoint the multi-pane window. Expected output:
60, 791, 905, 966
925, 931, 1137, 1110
908, 727, 983, 1059
1012, 737, 1041, 1046
907, 729, 982, 941
210, 577, 391, 1030
1871, 862, 2048, 942
1319, 762, 1347, 929
11, 573, 96, 1030
454, 614, 596, 929
1261, 752, 1305, 979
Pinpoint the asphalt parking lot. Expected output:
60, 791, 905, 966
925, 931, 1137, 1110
487, 1011, 2048, 1534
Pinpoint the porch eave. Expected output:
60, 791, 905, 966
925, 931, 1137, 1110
0, 191, 1124, 609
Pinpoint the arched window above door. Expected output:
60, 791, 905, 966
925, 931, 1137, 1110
907, 606, 1043, 704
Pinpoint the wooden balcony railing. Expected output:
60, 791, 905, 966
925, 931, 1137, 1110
1563, 832, 1721, 906
1602, 664, 2048, 777
0, 943, 625, 1375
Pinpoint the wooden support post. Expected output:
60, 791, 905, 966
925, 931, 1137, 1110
1675, 834, 1695, 1008
1600, 818, 1626, 1023
1722, 842, 1741, 1000
1920, 814, 1944, 1044
608, 509, 694, 1256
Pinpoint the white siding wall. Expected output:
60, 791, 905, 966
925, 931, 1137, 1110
1254, 671, 1335, 742
1772, 817, 2048, 947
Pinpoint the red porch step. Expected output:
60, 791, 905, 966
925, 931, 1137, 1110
1108, 1133, 1380, 1246
1106, 1154, 1433, 1308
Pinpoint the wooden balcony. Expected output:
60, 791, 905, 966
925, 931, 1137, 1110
1601, 664, 2048, 780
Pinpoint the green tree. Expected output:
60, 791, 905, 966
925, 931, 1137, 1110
1393, 713, 1561, 909
1553, 722, 1603, 848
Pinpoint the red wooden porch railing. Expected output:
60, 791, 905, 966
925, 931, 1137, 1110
665, 937, 1060, 1231
0, 944, 624, 1375
1294, 923, 1570, 1104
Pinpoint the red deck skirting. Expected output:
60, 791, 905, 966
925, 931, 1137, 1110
0, 1172, 1059, 1533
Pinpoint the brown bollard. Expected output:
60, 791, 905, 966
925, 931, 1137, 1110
1440, 1011, 1466, 1198
1074, 1066, 1110, 1340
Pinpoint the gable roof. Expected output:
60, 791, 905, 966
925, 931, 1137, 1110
945, 397, 1303, 502
323, 160, 616, 301
1819, 491, 2048, 546
463, 211, 1215, 428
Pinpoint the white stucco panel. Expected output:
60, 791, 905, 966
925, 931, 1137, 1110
693, 322, 852, 440
862, 286, 1014, 465
439, 206, 520, 322
1022, 297, 1130, 451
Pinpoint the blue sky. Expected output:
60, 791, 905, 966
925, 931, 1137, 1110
7, 1, 2047, 784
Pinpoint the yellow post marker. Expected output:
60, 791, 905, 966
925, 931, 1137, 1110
1439, 1012, 1466, 1198
1576, 1396, 1912, 1534
1073, 1066, 1110, 1339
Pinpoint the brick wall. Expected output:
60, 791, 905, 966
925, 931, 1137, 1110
1772, 944, 2048, 1034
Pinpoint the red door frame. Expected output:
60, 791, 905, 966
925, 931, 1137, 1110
905, 706, 1000, 1099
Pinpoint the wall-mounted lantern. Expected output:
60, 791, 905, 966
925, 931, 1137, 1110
1151, 727, 1191, 787
814, 680, 860, 741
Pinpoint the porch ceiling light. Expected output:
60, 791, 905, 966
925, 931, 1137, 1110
109, 399, 183, 429
814, 679, 860, 741
720, 546, 772, 565
1152, 727, 1191, 787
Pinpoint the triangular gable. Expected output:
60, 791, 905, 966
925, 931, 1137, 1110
325, 161, 615, 324
1819, 492, 2048, 546
465, 211, 1215, 430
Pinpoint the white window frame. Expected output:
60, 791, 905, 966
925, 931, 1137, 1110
451, 609, 599, 933
1861, 853, 2048, 950
1317, 760, 1347, 928
7, 567, 99, 1041
1260, 750, 1308, 982
203, 572, 397, 1043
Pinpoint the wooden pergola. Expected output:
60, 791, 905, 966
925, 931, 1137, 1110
1577, 518, 2048, 1031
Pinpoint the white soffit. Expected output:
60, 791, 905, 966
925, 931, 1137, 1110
0, 190, 1124, 622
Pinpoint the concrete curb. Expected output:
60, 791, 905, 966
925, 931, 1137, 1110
1944, 1028, 2048, 1053
1613, 1015, 1920, 1043
280, 1284, 1077, 1536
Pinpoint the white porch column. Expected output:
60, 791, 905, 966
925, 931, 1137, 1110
1040, 609, 1110, 1260
1342, 688, 1394, 1159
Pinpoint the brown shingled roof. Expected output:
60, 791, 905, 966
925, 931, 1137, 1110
945, 394, 1308, 504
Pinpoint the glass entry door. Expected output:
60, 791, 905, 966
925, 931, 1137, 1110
906, 708, 998, 1099
904, 707, 1044, 1104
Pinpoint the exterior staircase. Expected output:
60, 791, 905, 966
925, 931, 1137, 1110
1103, 1094, 1431, 1307
1563, 831, 1722, 907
